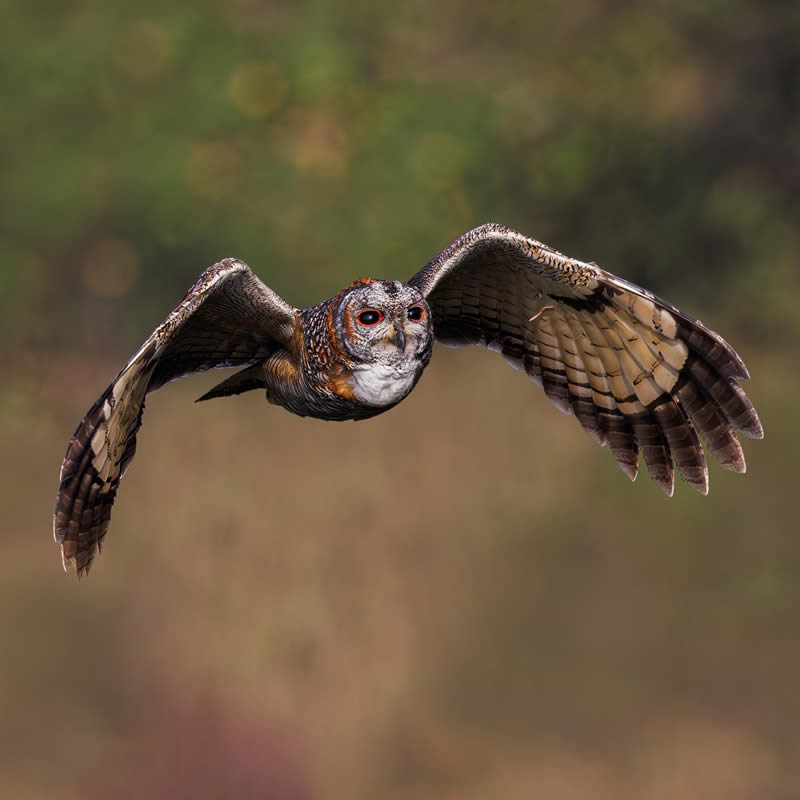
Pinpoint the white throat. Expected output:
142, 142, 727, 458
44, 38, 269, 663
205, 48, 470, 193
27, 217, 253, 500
349, 362, 418, 407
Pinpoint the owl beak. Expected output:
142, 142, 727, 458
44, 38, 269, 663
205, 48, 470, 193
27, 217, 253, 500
392, 324, 406, 352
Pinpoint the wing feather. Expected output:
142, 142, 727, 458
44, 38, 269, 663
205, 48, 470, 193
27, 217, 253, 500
409, 223, 762, 494
552, 309, 606, 445
54, 259, 297, 576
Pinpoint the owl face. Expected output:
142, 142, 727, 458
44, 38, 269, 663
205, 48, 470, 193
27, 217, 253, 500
334, 279, 433, 406
336, 279, 432, 364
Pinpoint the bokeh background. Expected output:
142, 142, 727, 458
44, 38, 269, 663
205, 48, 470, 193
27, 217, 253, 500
2, 1, 799, 797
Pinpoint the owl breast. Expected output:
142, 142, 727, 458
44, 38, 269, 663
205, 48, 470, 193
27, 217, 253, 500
348, 362, 421, 408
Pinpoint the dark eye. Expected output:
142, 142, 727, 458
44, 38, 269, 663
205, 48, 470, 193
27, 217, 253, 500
407, 305, 425, 322
356, 309, 384, 326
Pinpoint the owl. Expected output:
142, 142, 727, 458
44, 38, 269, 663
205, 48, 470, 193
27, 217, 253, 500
54, 224, 763, 576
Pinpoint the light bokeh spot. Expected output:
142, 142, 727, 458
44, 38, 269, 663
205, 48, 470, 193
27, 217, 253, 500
275, 109, 350, 178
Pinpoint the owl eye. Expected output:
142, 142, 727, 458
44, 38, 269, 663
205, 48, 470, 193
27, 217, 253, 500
407, 305, 425, 322
356, 308, 384, 326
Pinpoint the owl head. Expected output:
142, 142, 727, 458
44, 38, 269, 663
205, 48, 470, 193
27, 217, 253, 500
333, 279, 433, 371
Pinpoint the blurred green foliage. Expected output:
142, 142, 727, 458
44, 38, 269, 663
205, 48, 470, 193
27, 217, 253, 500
2, 2, 799, 798
2, 0, 798, 354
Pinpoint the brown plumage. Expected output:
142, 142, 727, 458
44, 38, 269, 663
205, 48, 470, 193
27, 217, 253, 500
54, 224, 763, 576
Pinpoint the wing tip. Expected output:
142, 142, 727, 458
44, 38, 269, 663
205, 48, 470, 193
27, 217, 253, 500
738, 362, 752, 382
60, 549, 79, 578
640, 462, 675, 496
616, 459, 638, 482
744, 415, 765, 440
725, 346, 751, 382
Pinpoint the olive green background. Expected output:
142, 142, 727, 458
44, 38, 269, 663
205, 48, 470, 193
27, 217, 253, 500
2, 1, 798, 797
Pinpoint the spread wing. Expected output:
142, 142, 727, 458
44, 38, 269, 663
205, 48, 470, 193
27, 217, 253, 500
54, 259, 298, 577
409, 223, 763, 495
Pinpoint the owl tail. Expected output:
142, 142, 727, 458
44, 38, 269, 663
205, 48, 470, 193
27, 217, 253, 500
196, 362, 267, 402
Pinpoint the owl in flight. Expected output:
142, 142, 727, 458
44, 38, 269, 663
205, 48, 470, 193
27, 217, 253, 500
54, 223, 763, 576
